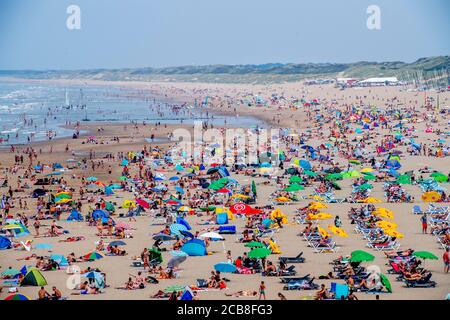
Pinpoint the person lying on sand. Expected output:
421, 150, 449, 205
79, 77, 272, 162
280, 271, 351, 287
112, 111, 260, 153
58, 236, 85, 242
225, 290, 257, 297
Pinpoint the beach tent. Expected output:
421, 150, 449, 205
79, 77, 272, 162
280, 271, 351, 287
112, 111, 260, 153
149, 248, 163, 264
0, 235, 12, 249
167, 255, 187, 269
21, 268, 47, 286
179, 287, 194, 300
67, 209, 83, 221
181, 239, 207, 256
105, 186, 114, 196
176, 217, 192, 230
50, 254, 69, 267
92, 209, 109, 221
330, 283, 349, 299
170, 223, 188, 237
216, 213, 228, 225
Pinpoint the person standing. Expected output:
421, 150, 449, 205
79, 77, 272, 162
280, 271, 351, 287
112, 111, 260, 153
259, 281, 266, 300
443, 248, 449, 273
420, 213, 428, 234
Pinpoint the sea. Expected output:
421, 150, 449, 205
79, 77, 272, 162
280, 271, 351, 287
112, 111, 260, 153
0, 80, 265, 146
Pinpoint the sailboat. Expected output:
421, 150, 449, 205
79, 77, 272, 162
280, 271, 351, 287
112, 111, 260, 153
64, 89, 71, 109
80, 88, 90, 121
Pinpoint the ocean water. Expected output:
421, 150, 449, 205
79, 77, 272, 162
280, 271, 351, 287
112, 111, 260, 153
0, 81, 265, 145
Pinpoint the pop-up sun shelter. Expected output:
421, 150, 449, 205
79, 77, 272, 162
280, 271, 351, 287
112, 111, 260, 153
21, 268, 47, 286
67, 209, 83, 221
181, 239, 207, 256
0, 235, 12, 249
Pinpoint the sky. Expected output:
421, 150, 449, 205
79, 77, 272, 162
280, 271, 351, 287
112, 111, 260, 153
0, 0, 449, 70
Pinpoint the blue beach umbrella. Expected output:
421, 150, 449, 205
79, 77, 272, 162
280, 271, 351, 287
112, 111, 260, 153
214, 262, 237, 273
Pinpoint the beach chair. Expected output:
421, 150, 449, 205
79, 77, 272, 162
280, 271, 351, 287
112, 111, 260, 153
412, 205, 424, 215
427, 204, 449, 215
311, 240, 339, 253
278, 252, 305, 263
367, 240, 400, 251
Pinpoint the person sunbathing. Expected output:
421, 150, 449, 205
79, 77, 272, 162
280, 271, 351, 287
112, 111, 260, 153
225, 290, 258, 297
356, 278, 369, 290
315, 284, 329, 300
58, 236, 85, 242
403, 271, 423, 281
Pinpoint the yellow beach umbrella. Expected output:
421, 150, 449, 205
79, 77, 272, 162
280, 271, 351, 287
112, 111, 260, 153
122, 200, 136, 208
312, 195, 325, 201
56, 198, 72, 204
317, 225, 330, 238
361, 168, 373, 173
275, 196, 291, 202
328, 225, 349, 237
363, 197, 382, 203
309, 202, 328, 209
310, 213, 333, 220
373, 208, 394, 219
232, 194, 251, 199
376, 220, 398, 230
421, 191, 441, 202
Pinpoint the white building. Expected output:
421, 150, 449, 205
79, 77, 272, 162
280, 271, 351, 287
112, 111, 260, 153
356, 77, 399, 86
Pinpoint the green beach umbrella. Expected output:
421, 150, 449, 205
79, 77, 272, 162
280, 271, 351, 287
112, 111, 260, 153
357, 183, 373, 191
248, 248, 271, 259
200, 206, 217, 212
350, 250, 375, 262
325, 173, 343, 180
289, 176, 303, 184
284, 183, 304, 192
304, 170, 318, 177
118, 176, 127, 181
244, 241, 265, 248
413, 251, 438, 260
380, 274, 392, 293
397, 174, 412, 185
164, 285, 186, 293
362, 172, 376, 180
430, 172, 448, 183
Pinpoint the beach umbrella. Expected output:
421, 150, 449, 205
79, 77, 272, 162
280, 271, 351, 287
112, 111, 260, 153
169, 176, 180, 181
430, 172, 448, 183
199, 206, 217, 212
118, 176, 127, 181
86, 176, 98, 181
167, 255, 187, 269
363, 197, 382, 203
164, 285, 186, 293
289, 176, 303, 184
383, 229, 404, 238
309, 213, 333, 220
413, 251, 438, 260
284, 184, 304, 192
421, 191, 441, 202
214, 262, 237, 273
83, 251, 103, 260
328, 225, 348, 237
312, 195, 325, 201
325, 173, 343, 180
373, 208, 394, 220
216, 187, 231, 194
380, 274, 392, 293
170, 223, 188, 236
361, 168, 373, 173
170, 250, 189, 258
317, 225, 330, 238
376, 221, 398, 230
4, 293, 30, 300
357, 183, 373, 190
1, 268, 21, 277
304, 170, 318, 177
199, 232, 223, 240
248, 248, 271, 259
122, 199, 136, 208
244, 241, 265, 248
55, 198, 72, 204
177, 206, 192, 212
109, 240, 126, 247
299, 160, 312, 170
396, 174, 412, 185
308, 202, 328, 209
34, 243, 54, 250
362, 172, 376, 180
229, 203, 253, 214
152, 233, 176, 241
350, 250, 375, 262
136, 199, 150, 209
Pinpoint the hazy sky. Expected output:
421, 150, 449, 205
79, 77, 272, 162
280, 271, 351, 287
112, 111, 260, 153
0, 0, 449, 70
